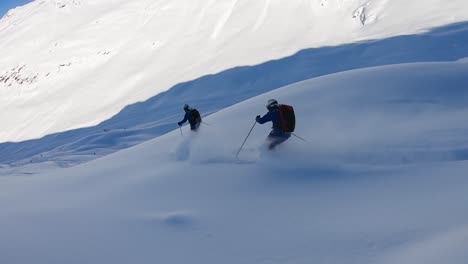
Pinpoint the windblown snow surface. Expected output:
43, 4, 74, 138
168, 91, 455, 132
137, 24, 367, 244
2, 0, 468, 263
1, 59, 468, 264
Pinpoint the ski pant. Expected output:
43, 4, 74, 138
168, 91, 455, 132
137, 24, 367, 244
266, 130, 291, 150
190, 122, 200, 131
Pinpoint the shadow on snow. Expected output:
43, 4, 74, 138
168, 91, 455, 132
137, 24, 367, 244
1, 21, 468, 167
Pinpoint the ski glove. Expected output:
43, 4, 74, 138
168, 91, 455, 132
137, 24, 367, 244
178, 122, 182, 126
256, 115, 261, 121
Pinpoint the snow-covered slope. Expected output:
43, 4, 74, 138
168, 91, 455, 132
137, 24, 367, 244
1, 0, 468, 143
1, 59, 468, 263
1, 20, 467, 171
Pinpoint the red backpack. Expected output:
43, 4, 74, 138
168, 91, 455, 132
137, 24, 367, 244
278, 104, 295, 132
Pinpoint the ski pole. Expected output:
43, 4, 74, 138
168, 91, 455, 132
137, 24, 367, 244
291, 132, 308, 142
179, 126, 183, 137
235, 121, 257, 158
201, 121, 211, 126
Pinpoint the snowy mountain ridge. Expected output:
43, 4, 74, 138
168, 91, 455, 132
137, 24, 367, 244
1, 0, 468, 143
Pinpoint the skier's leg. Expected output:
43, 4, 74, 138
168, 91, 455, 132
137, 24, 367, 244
191, 122, 201, 131
264, 131, 274, 149
268, 137, 289, 150
267, 131, 291, 150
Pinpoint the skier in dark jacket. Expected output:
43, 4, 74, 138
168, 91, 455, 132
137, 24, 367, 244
256, 99, 291, 150
178, 104, 201, 131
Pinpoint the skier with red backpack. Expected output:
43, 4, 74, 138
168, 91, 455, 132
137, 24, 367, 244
256, 99, 295, 150
178, 104, 202, 131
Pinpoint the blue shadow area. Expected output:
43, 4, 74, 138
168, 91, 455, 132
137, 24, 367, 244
1, 21, 468, 166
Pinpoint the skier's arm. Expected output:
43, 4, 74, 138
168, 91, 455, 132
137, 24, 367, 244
256, 112, 272, 124
178, 113, 188, 126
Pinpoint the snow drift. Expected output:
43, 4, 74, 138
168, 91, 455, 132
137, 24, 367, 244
1, 59, 468, 263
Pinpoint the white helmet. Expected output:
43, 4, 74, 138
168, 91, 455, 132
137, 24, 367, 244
266, 99, 278, 110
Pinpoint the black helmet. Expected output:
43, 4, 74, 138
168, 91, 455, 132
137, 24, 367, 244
266, 99, 278, 110
183, 104, 190, 111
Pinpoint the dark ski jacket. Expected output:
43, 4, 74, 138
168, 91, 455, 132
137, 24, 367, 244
178, 109, 200, 130
256, 108, 290, 138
